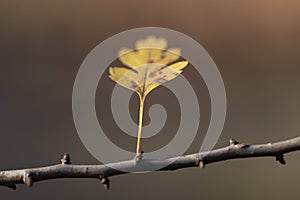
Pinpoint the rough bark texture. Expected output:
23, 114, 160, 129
1, 137, 299, 190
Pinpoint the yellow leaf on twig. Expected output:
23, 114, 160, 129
108, 36, 188, 153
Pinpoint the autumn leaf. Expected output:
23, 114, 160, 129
109, 36, 188, 153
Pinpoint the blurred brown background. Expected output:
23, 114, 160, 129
1, 0, 300, 199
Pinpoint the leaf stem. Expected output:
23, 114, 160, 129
136, 95, 145, 153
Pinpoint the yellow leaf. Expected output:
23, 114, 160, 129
108, 36, 189, 153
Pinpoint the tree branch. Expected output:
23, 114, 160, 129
1, 137, 300, 190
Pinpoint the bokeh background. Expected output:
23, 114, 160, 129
1, 0, 300, 199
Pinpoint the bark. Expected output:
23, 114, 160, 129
1, 137, 299, 190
